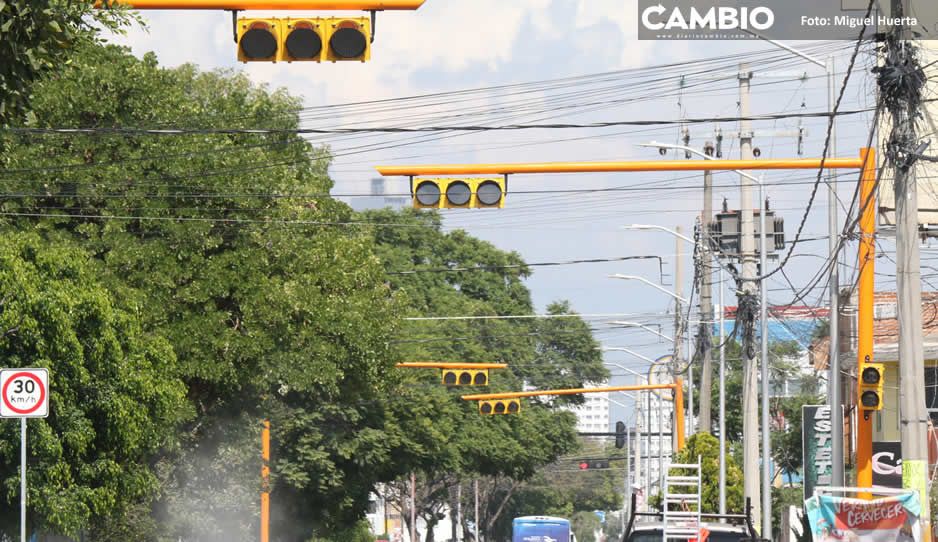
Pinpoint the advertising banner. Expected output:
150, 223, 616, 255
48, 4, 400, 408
805, 492, 922, 542
873, 442, 903, 489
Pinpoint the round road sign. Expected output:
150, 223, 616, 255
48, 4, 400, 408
0, 369, 48, 418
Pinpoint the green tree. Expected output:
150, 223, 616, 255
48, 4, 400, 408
669, 433, 744, 514
1, 43, 404, 539
571, 510, 602, 542
0, 1, 136, 122
0, 232, 188, 538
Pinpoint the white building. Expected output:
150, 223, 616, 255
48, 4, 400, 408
565, 385, 610, 434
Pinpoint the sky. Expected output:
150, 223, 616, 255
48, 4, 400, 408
106, 0, 920, 431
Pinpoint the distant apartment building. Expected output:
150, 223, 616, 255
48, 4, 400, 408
565, 386, 610, 434
340, 177, 410, 211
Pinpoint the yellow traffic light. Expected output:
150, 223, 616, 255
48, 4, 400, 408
478, 398, 521, 415
282, 18, 326, 62
238, 18, 282, 62
323, 17, 371, 62
441, 369, 489, 386
237, 16, 370, 63
859, 362, 884, 412
412, 178, 506, 209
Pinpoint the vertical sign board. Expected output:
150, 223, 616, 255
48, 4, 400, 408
802, 405, 844, 500
0, 369, 49, 418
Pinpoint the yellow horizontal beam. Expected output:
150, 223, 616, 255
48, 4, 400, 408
377, 154, 867, 177
396, 362, 508, 369
95, 0, 425, 9
461, 383, 675, 401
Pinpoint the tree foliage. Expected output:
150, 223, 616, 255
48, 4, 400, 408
0, 1, 136, 123
0, 232, 187, 538
670, 433, 744, 514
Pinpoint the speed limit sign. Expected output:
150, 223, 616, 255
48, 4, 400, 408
0, 369, 48, 418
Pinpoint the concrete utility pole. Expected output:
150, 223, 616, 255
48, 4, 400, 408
474, 479, 480, 542
738, 62, 761, 530
718, 268, 727, 515
674, 227, 684, 380
699, 158, 715, 432
886, 2, 931, 533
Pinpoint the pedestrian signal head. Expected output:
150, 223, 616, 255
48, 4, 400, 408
412, 178, 506, 209
478, 398, 521, 415
441, 369, 489, 387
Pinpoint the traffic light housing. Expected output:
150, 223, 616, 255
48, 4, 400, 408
478, 398, 521, 415
615, 421, 626, 449
412, 178, 506, 209
859, 362, 884, 413
237, 16, 371, 63
442, 369, 489, 386
578, 459, 610, 470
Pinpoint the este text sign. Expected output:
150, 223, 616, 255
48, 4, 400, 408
803, 405, 844, 499
0, 369, 49, 418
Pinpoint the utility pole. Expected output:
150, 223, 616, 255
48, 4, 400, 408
884, 2, 931, 534
826, 52, 845, 492
411, 472, 417, 542
699, 155, 715, 432
718, 267, 727, 515
738, 62, 761, 531
474, 479, 480, 542
674, 227, 684, 377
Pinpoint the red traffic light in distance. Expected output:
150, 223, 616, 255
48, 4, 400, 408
579, 462, 589, 470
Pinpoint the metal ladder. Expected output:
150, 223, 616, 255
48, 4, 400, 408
661, 456, 702, 542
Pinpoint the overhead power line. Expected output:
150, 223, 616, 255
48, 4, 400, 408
2, 108, 874, 137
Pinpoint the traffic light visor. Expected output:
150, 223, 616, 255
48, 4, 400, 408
414, 180, 441, 207
474, 372, 487, 385
861, 390, 880, 408
329, 21, 368, 59
476, 180, 503, 206
862, 366, 881, 384
445, 181, 472, 206
507, 400, 519, 413
284, 21, 323, 59
479, 402, 493, 414
240, 21, 278, 60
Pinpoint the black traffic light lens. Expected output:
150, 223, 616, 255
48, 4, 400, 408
480, 402, 492, 414
241, 27, 278, 59
414, 181, 441, 206
446, 181, 472, 206
862, 367, 881, 384
494, 401, 506, 414
330, 27, 367, 59
474, 372, 487, 386
285, 27, 322, 59
507, 400, 519, 413
476, 180, 502, 206
458, 372, 471, 385
443, 371, 457, 385
861, 390, 880, 408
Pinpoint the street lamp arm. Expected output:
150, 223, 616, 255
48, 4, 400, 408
741, 29, 826, 67
639, 142, 763, 185
609, 274, 689, 303
623, 224, 694, 244
600, 347, 656, 364
608, 321, 675, 343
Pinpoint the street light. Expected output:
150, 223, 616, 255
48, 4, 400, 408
640, 140, 771, 532
608, 274, 689, 303
608, 321, 675, 343
624, 224, 694, 244
744, 30, 844, 512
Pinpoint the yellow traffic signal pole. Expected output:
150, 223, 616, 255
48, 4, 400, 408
377, 156, 865, 176
261, 419, 270, 542
856, 147, 876, 499
395, 362, 508, 369
95, 0, 424, 9
462, 381, 686, 451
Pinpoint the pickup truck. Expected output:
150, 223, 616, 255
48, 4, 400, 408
622, 495, 762, 542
